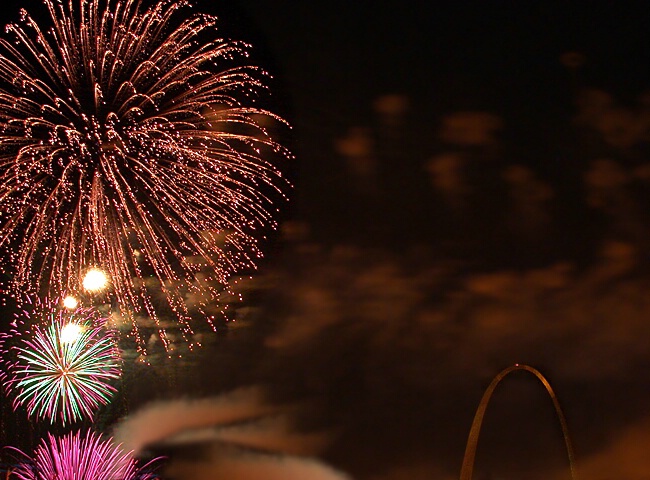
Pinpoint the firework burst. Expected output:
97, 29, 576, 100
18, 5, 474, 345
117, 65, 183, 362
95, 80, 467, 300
9, 430, 160, 480
1, 306, 121, 425
0, 0, 290, 352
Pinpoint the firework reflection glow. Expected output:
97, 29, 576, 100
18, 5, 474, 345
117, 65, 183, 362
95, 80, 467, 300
0, 0, 290, 352
1, 308, 121, 425
10, 430, 160, 480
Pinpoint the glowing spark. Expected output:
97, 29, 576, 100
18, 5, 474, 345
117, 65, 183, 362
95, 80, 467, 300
9, 430, 161, 480
60, 322, 83, 344
62, 295, 79, 309
1, 307, 121, 425
82, 268, 109, 292
0, 0, 291, 353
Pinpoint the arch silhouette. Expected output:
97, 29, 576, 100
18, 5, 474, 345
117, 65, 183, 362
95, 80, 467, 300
459, 364, 577, 480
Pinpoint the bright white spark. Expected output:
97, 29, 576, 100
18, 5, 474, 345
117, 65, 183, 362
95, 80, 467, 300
82, 269, 109, 292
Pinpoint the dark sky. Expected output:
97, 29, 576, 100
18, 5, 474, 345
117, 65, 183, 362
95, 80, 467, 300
217, 1, 650, 135
203, 0, 650, 247
189, 2, 650, 480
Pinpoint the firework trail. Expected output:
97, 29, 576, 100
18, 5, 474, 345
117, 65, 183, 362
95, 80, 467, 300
8, 430, 160, 480
0, 305, 121, 425
0, 0, 290, 353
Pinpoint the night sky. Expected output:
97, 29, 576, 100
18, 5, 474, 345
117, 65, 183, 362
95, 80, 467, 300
200, 2, 650, 480
213, 1, 650, 248
2, 1, 650, 480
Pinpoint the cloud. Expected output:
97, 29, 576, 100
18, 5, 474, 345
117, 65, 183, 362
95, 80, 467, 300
439, 111, 502, 147
262, 243, 650, 384
155, 414, 334, 457
112, 388, 346, 480
550, 415, 650, 480
426, 153, 469, 208
373, 94, 409, 125
163, 447, 352, 480
335, 127, 378, 186
367, 462, 456, 480
112, 387, 281, 455
574, 88, 650, 148
559, 51, 587, 70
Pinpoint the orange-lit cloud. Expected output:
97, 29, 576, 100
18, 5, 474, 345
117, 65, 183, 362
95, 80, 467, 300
113, 387, 280, 455
439, 111, 502, 147
373, 94, 409, 126
575, 88, 650, 148
426, 153, 469, 210
550, 416, 650, 480
164, 449, 351, 480
112, 388, 347, 480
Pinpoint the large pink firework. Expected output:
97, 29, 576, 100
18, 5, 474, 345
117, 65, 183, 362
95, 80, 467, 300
9, 430, 160, 480
0, 0, 290, 353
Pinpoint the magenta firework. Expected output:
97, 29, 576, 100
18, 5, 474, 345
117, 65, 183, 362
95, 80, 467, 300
10, 430, 160, 480
0, 0, 290, 352
1, 306, 121, 425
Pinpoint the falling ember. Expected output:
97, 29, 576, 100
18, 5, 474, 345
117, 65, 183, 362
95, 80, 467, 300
0, 306, 122, 425
0, 0, 291, 353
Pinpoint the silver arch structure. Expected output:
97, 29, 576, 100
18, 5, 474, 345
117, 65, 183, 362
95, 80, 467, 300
459, 364, 578, 480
